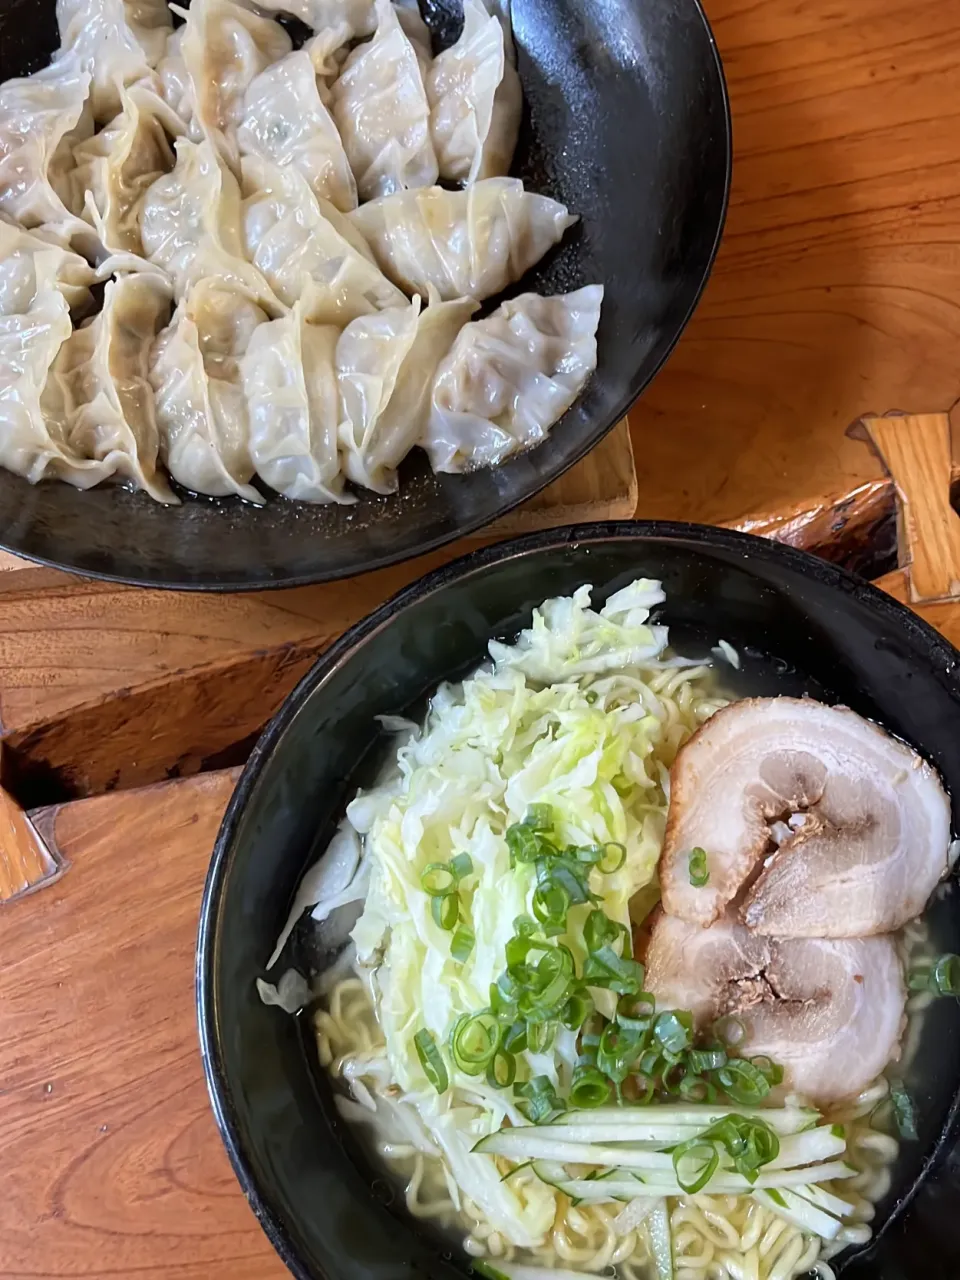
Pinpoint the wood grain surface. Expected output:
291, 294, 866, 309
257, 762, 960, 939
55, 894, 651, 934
490, 417, 638, 531
628, 0, 960, 529
1, 0, 958, 808
0, 770, 287, 1280
865, 413, 960, 602
0, 762, 61, 903
2, 1, 960, 1274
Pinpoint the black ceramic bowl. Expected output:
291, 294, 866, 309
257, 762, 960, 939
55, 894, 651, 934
199, 522, 960, 1279
0, 0, 729, 588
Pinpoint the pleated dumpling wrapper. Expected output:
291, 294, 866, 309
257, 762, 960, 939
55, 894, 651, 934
350, 178, 576, 303
424, 284, 603, 472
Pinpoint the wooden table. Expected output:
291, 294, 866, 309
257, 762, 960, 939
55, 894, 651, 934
629, 0, 960, 531
3, 1, 960, 1276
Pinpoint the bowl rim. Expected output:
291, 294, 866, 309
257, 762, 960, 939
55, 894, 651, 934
0, 0, 732, 593
197, 518, 960, 1278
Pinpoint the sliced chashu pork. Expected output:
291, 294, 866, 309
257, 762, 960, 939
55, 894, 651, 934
644, 909, 906, 1104
660, 697, 952, 937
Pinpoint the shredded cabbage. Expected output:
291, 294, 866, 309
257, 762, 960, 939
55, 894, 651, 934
335, 580, 724, 1246
258, 580, 725, 1247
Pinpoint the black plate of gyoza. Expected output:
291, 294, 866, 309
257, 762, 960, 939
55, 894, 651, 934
0, 0, 729, 588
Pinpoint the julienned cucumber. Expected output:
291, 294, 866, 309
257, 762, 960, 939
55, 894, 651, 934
646, 1200, 674, 1280
549, 1105, 819, 1135
474, 1125, 844, 1175
753, 1188, 842, 1239
528, 1160, 855, 1199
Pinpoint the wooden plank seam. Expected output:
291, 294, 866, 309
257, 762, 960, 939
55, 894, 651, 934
861, 413, 960, 605
0, 777, 64, 904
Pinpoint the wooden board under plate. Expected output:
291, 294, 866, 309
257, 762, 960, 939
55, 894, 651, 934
1, 413, 960, 1277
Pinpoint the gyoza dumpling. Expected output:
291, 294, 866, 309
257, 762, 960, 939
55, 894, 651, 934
40, 272, 176, 502
336, 297, 420, 494
237, 50, 357, 213
393, 0, 432, 64
150, 278, 267, 502
0, 53, 96, 250
423, 284, 603, 471
350, 179, 576, 302
241, 302, 351, 503
241, 156, 405, 323
155, 27, 202, 140
141, 137, 283, 310
427, 0, 521, 183
0, 251, 108, 488
179, 0, 292, 172
255, 0, 376, 39
0, 219, 96, 316
304, 23, 353, 105
331, 0, 438, 201
71, 82, 183, 259
56, 0, 172, 121
338, 288, 478, 492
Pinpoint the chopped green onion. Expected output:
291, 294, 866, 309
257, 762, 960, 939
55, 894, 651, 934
525, 804, 554, 831
688, 847, 709, 886
662, 1060, 688, 1094
597, 1023, 643, 1083
688, 1047, 727, 1073
598, 841, 627, 874
532, 879, 570, 930
529, 945, 575, 1013
584, 909, 614, 953
616, 991, 655, 1032
486, 1049, 517, 1088
578, 1022, 603, 1068
653, 1010, 694, 1056
561, 990, 593, 1031
526, 1018, 559, 1054
751, 1055, 784, 1087
515, 1075, 565, 1124
449, 852, 474, 882
678, 1073, 718, 1103
570, 1064, 613, 1108
637, 1047, 663, 1077
505, 933, 535, 969
502, 1020, 528, 1054
450, 1011, 499, 1075
714, 1057, 772, 1105
891, 1081, 918, 1140
582, 945, 645, 995
421, 862, 457, 895
414, 1028, 448, 1093
450, 925, 475, 962
431, 893, 459, 930
506, 823, 552, 865
473, 1264, 510, 1280
513, 914, 538, 938
537, 857, 593, 905
492, 973, 520, 1013
672, 1138, 720, 1193
631, 1073, 657, 1105
712, 1014, 747, 1047
703, 1114, 779, 1180
909, 953, 960, 997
